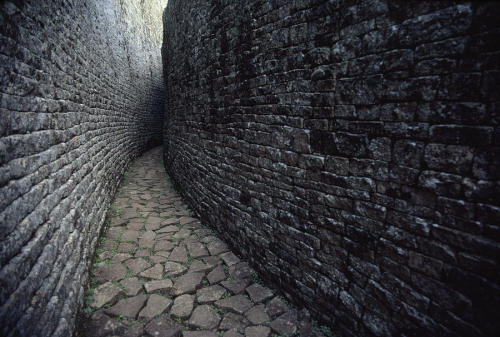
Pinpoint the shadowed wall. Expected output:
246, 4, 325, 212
0, 0, 166, 335
162, 1, 500, 336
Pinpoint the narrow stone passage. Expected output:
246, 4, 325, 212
79, 147, 327, 337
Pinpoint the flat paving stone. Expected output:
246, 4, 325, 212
188, 305, 221, 330
144, 279, 173, 293
138, 238, 155, 249
164, 261, 187, 277
135, 249, 151, 257
155, 240, 175, 251
127, 222, 144, 230
95, 263, 127, 282
162, 218, 179, 225
245, 325, 270, 337
170, 294, 194, 319
117, 242, 137, 253
182, 331, 218, 337
86, 312, 127, 337
138, 294, 172, 319
169, 245, 188, 263
269, 312, 298, 336
105, 294, 147, 319
121, 277, 143, 296
221, 279, 250, 295
171, 272, 205, 296
122, 230, 141, 242
266, 296, 288, 317
220, 251, 240, 266
92, 282, 124, 308
140, 264, 163, 279
145, 317, 182, 337
196, 284, 227, 303
179, 216, 197, 225
229, 263, 253, 280
245, 283, 274, 303
219, 312, 249, 333
215, 295, 253, 315
207, 265, 226, 284
126, 258, 150, 274
173, 228, 191, 240
140, 230, 156, 241
186, 242, 209, 258
81, 148, 324, 336
245, 304, 269, 325
207, 240, 229, 255
224, 330, 243, 337
189, 260, 212, 273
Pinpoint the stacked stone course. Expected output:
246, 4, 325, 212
0, 0, 165, 336
162, 1, 500, 336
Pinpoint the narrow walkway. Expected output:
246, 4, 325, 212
79, 147, 326, 337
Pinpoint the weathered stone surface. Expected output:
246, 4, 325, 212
144, 317, 182, 337
221, 279, 250, 295
160, 2, 500, 336
164, 262, 187, 277
92, 282, 124, 308
140, 264, 164, 279
155, 240, 175, 252
111, 253, 132, 264
122, 230, 141, 242
245, 326, 270, 337
207, 240, 229, 255
170, 294, 194, 319
121, 277, 143, 296
223, 330, 243, 337
138, 294, 172, 319
189, 260, 212, 273
95, 263, 128, 282
270, 312, 297, 336
220, 252, 240, 266
144, 279, 174, 293
219, 313, 249, 333
105, 295, 148, 319
228, 263, 253, 280
266, 297, 288, 318
182, 332, 217, 337
245, 304, 269, 325
187, 242, 209, 258
118, 242, 137, 254
187, 305, 221, 330
207, 265, 226, 284
126, 258, 151, 274
196, 285, 227, 303
169, 245, 188, 263
245, 284, 273, 304
215, 295, 253, 315
86, 312, 127, 337
171, 272, 205, 295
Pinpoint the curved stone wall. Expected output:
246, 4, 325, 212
162, 1, 500, 336
0, 0, 166, 335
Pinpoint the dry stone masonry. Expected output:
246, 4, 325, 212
79, 147, 325, 337
0, 0, 166, 336
162, 1, 500, 336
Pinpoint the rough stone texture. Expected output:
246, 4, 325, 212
162, 1, 500, 336
170, 294, 195, 319
0, 0, 166, 336
78, 148, 324, 336
138, 294, 172, 319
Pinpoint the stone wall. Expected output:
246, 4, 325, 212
0, 0, 166, 335
162, 1, 500, 336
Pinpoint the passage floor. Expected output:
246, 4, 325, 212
79, 147, 325, 337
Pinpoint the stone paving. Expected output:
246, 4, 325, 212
79, 147, 326, 337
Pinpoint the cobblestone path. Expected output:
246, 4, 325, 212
79, 147, 326, 337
